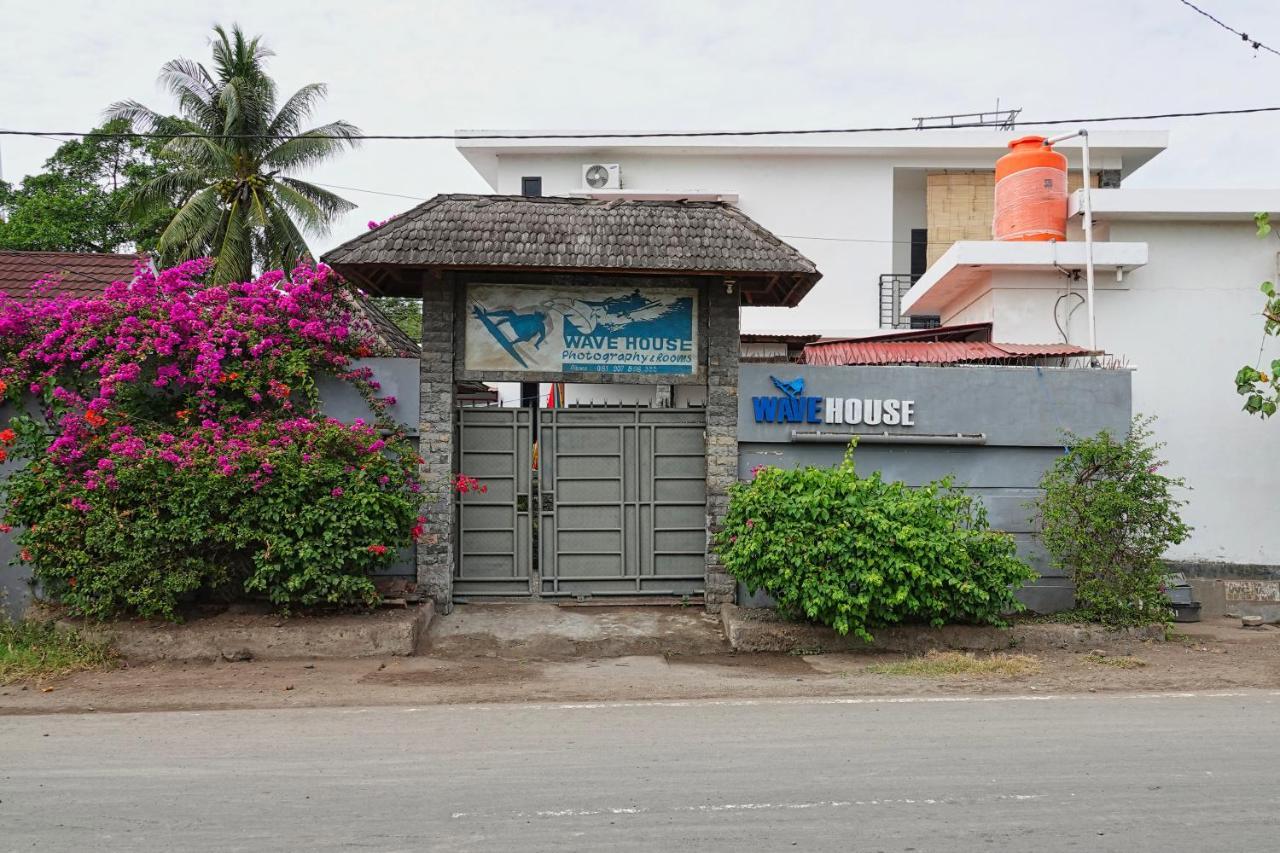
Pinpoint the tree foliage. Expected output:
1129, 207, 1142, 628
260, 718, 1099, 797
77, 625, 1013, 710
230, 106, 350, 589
106, 24, 360, 284
716, 448, 1035, 641
1234, 212, 1280, 417
0, 260, 422, 621
1036, 418, 1190, 626
0, 119, 174, 253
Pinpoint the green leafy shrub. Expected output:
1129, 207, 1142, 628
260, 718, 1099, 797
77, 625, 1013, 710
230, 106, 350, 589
0, 260, 423, 621
716, 449, 1035, 641
6, 417, 417, 621
1036, 417, 1190, 626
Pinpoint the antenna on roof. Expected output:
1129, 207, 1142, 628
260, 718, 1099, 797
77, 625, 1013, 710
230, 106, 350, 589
912, 99, 1022, 130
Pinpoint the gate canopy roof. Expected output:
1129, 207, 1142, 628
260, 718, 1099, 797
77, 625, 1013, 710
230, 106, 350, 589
322, 194, 821, 306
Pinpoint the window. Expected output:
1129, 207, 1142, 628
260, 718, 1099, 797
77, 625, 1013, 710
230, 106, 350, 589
521, 176, 543, 197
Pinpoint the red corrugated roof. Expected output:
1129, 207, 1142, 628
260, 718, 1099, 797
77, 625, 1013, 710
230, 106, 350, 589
803, 340, 1092, 366
0, 251, 144, 298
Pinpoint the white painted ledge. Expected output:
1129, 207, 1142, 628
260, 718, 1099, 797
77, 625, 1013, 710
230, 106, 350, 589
902, 240, 1148, 316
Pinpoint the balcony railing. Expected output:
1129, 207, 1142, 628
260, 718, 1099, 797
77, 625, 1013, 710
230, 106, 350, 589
879, 274, 941, 330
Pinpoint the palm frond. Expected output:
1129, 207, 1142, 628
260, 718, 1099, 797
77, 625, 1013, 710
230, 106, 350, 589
121, 169, 209, 219
262, 194, 313, 271
263, 122, 360, 172
275, 177, 356, 223
212, 198, 255, 284
267, 83, 327, 137
103, 100, 170, 133
155, 187, 223, 263
268, 181, 330, 236
156, 58, 222, 129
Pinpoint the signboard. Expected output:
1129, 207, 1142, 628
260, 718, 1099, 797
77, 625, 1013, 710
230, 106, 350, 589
464, 284, 698, 375
751, 374, 916, 426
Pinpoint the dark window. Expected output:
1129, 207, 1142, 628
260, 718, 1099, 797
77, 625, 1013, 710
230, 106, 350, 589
521, 176, 543, 197
910, 228, 928, 279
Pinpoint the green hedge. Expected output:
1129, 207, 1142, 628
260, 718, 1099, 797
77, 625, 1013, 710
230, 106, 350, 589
715, 449, 1035, 641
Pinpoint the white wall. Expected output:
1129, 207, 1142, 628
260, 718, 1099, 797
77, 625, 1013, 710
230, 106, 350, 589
936, 221, 1280, 566
497, 152, 895, 334
1102, 220, 1280, 566
891, 168, 927, 275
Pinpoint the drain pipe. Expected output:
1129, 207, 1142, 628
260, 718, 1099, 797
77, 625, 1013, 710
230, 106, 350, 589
1044, 130, 1097, 362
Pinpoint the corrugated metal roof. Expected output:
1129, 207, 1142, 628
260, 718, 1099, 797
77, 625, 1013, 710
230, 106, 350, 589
802, 340, 1092, 366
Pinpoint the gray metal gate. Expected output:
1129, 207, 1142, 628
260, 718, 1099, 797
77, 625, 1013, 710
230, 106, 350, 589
538, 407, 706, 597
455, 407, 534, 596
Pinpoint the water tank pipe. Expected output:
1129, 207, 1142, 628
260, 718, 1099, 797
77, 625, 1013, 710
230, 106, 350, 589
1043, 130, 1097, 361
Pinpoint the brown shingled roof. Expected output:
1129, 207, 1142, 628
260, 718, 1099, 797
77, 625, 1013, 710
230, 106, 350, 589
0, 250, 144, 298
322, 194, 822, 307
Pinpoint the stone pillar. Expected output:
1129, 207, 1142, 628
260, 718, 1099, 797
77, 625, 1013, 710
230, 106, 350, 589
703, 280, 740, 613
418, 275, 456, 613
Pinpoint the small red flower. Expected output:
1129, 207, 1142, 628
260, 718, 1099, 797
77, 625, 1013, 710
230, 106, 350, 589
84, 409, 107, 428
367, 544, 388, 556
0, 428, 15, 444
19, 548, 32, 562
0, 379, 7, 395
0, 448, 6, 463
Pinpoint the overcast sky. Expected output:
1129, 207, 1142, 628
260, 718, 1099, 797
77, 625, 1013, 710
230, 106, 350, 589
2, 0, 1278, 257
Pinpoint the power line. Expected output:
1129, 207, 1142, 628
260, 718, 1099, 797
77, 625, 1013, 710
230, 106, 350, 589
1178, 1, 1280, 58
2, 104, 1280, 142
312, 181, 426, 201
311, 181, 1028, 246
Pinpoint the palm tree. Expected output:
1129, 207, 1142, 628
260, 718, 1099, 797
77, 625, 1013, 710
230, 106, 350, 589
108, 25, 359, 283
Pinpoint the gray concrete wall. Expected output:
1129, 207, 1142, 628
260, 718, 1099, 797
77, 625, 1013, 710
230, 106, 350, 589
0, 403, 28, 621
317, 357, 421, 579
735, 364, 1134, 612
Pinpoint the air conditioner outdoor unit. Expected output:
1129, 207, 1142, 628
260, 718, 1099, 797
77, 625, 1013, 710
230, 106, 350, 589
582, 163, 621, 190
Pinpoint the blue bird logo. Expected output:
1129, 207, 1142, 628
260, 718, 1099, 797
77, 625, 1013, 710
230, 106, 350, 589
770, 376, 805, 399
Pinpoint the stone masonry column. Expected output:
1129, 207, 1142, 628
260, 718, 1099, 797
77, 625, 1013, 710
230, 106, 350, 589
703, 280, 740, 613
418, 276, 457, 613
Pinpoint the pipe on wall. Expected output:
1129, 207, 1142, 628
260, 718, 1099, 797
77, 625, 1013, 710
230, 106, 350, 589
789, 431, 988, 445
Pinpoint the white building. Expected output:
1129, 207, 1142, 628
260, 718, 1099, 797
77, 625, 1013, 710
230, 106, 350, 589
901, 188, 1280, 572
454, 129, 1280, 576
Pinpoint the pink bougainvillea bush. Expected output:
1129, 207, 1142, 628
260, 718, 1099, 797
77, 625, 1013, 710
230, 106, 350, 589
0, 259, 423, 620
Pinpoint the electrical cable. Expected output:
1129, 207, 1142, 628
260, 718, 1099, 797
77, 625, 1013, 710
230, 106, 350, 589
1178, 1, 1280, 58
2, 105, 1280, 141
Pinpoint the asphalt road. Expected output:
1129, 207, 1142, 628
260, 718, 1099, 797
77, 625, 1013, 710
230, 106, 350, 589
2, 691, 1278, 852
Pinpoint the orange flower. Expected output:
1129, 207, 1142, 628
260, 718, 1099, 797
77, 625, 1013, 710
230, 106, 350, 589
176, 409, 191, 420
84, 409, 107, 428
0, 379, 7, 395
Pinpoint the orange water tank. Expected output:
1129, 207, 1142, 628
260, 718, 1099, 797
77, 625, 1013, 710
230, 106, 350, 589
992, 135, 1068, 242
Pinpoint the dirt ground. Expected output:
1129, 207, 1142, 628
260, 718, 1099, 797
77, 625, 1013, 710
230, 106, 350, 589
2, 611, 1277, 716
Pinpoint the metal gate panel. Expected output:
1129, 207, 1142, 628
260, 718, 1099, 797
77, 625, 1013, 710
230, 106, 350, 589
456, 407, 533, 596
539, 407, 705, 597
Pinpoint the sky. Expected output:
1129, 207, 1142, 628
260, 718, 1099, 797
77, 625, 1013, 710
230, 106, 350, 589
2, 0, 1279, 260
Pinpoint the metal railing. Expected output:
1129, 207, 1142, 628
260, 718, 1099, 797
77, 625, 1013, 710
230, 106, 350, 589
912, 108, 1021, 129
879, 274, 941, 330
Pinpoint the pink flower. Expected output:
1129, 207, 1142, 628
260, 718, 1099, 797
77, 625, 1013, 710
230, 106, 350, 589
330, 487, 344, 498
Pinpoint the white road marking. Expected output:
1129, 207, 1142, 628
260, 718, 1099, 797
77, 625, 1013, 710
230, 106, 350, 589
451, 793, 1047, 821
399, 689, 1280, 715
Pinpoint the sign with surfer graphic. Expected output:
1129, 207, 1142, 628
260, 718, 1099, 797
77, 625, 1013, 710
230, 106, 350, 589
464, 284, 698, 375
